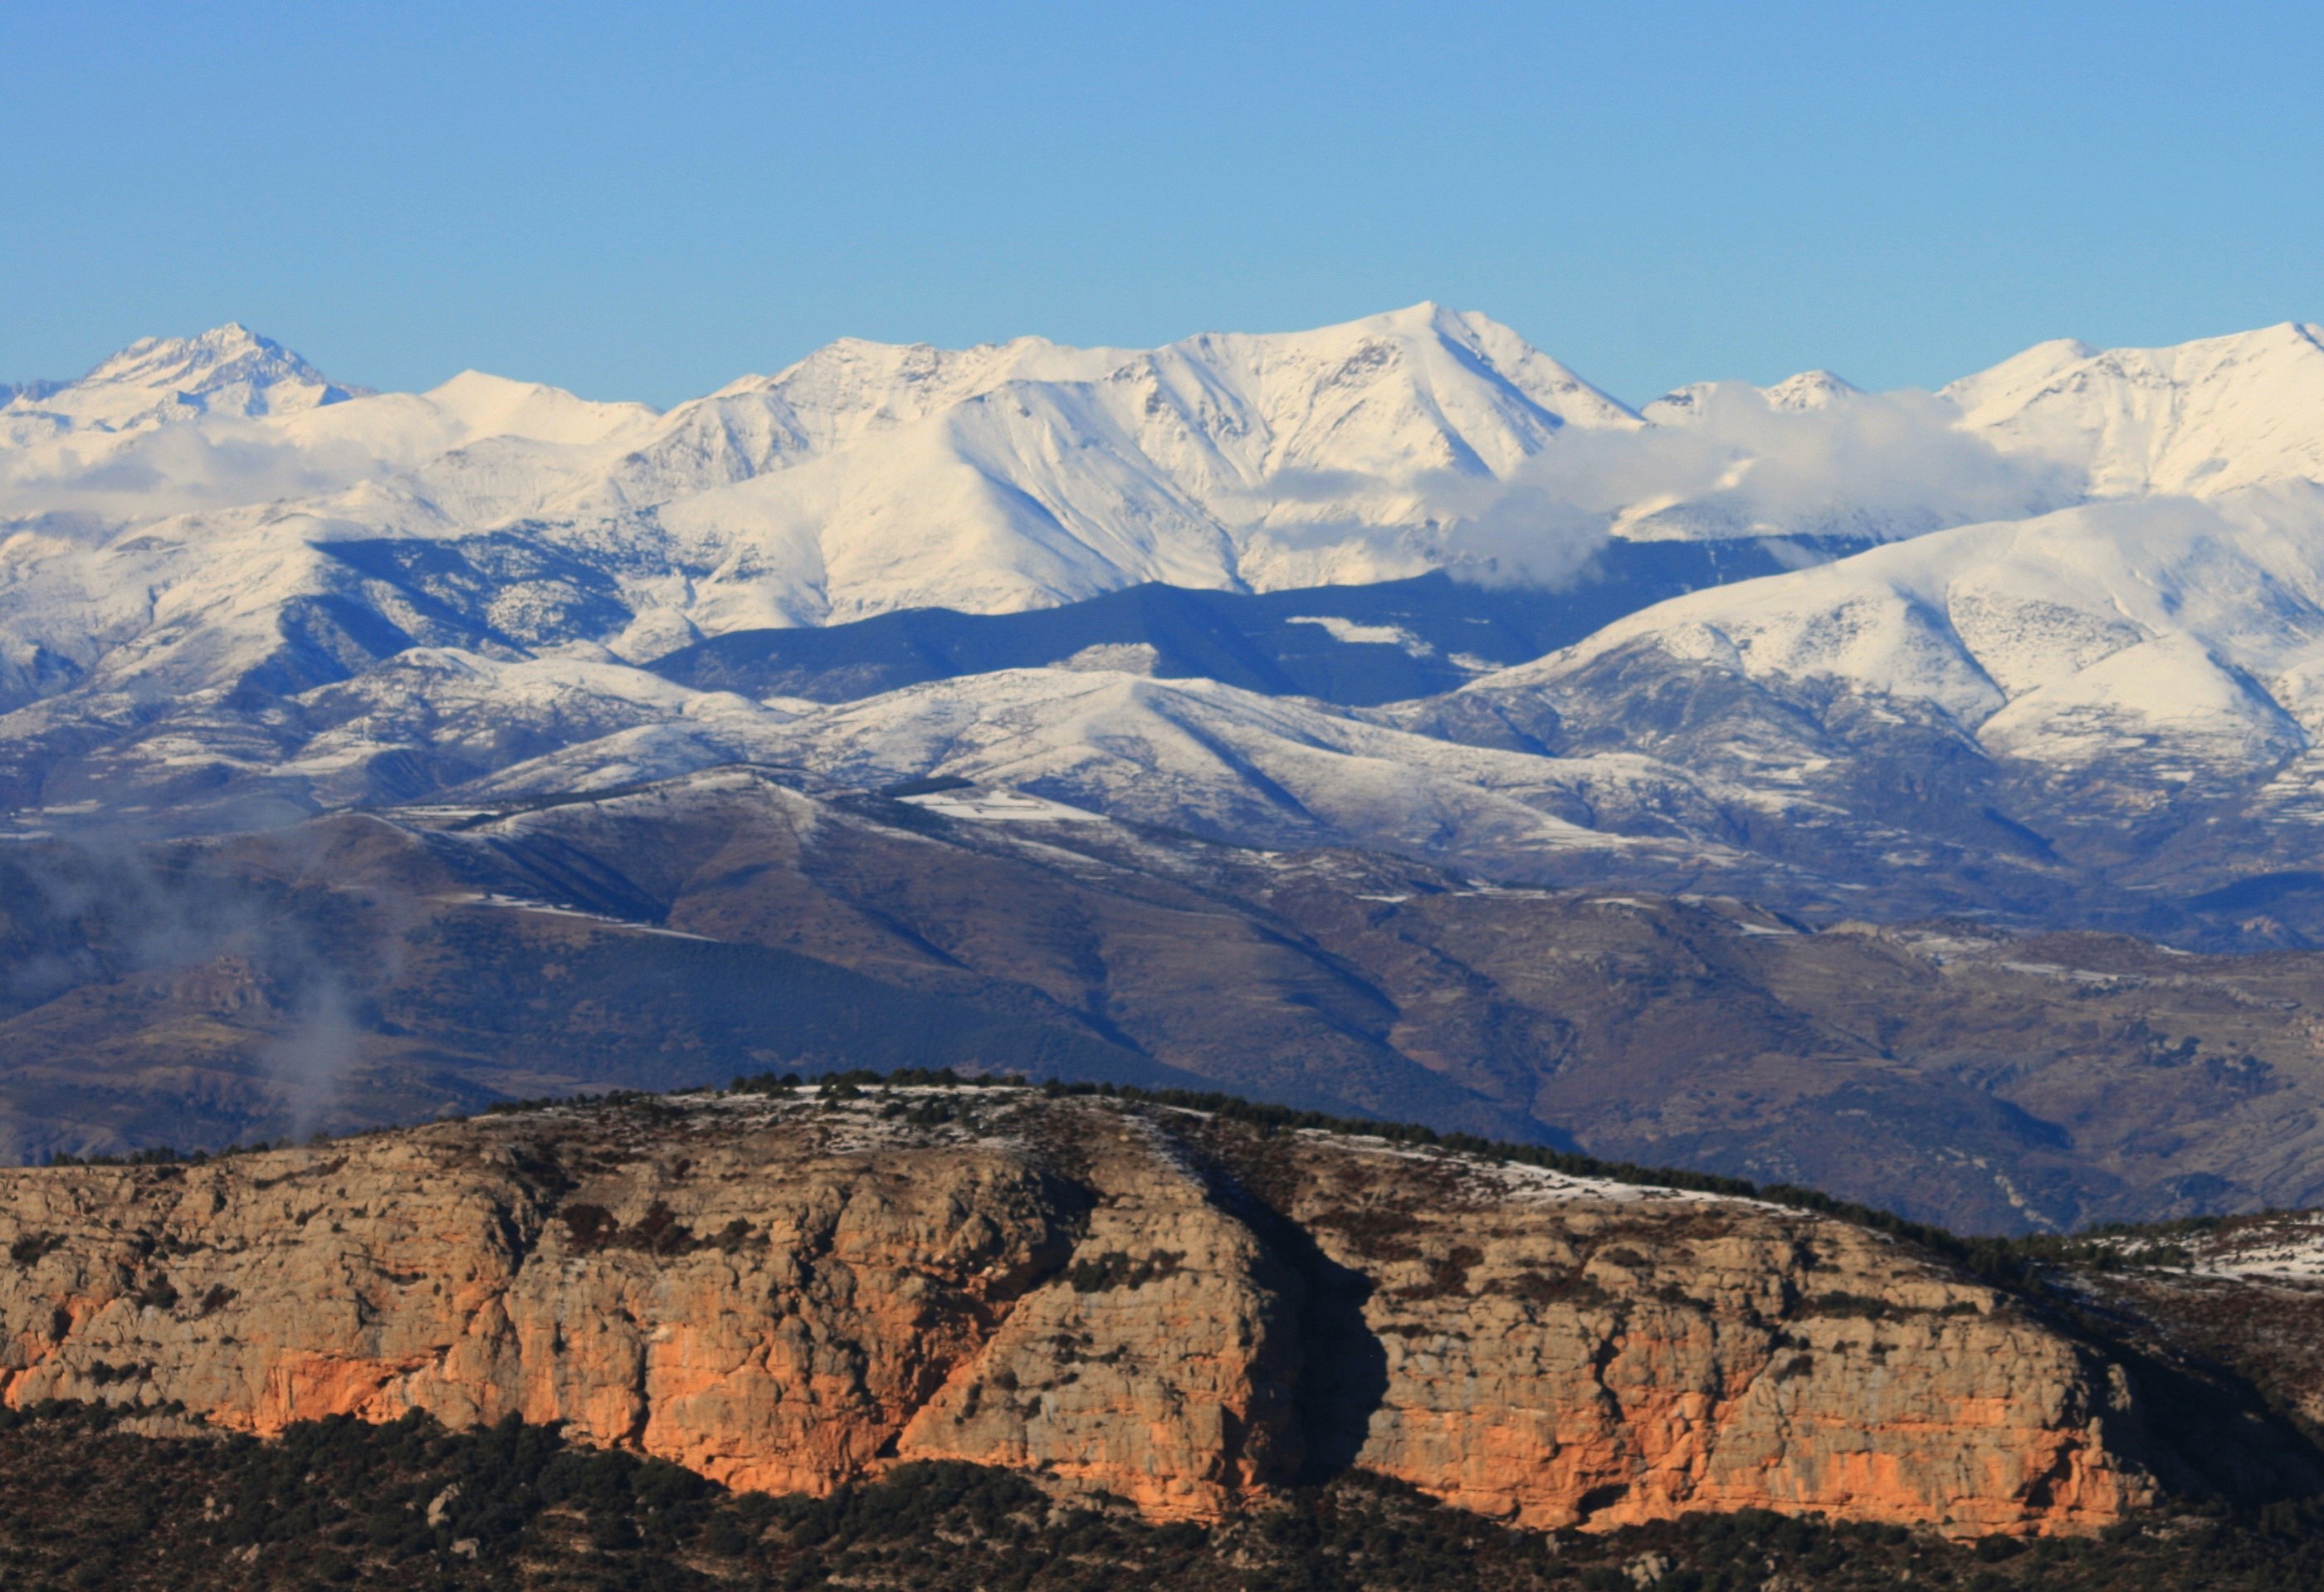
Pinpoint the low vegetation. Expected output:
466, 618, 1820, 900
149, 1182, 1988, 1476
2, 1402, 2324, 1590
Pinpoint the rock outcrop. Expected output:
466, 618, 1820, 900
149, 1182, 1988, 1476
0, 1089, 2292, 1534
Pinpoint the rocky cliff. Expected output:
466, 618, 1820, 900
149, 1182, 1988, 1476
0, 1088, 2302, 1536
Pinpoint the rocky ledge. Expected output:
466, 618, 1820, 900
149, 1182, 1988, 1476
0, 1086, 2310, 1536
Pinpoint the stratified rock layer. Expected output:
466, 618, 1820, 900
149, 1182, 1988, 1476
0, 1091, 2201, 1533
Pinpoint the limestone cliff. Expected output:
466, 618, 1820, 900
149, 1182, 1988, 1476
0, 1090, 2282, 1535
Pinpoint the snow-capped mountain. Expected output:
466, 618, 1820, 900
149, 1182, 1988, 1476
0, 323, 364, 441
1492, 487, 2324, 764
1942, 321, 2324, 496
481, 471, 2324, 919
543, 301, 1655, 626
8, 301, 2234, 722
0, 305, 1658, 712
9, 310, 2324, 939
1640, 369, 1864, 423
0, 303, 2052, 727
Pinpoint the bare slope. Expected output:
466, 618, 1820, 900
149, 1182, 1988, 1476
17, 774, 2324, 1231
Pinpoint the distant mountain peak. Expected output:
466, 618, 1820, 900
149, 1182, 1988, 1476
419, 369, 662, 448
6, 322, 369, 432
1640, 369, 1861, 424
85, 321, 313, 383
1352, 300, 1455, 332
1760, 369, 1863, 411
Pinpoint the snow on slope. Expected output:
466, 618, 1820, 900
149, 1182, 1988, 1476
559, 302, 1638, 520
1944, 322, 2324, 496
0, 645, 810, 819
0, 306, 1650, 706
419, 473, 2324, 920
1641, 369, 1864, 424
420, 371, 662, 451
1479, 486, 2324, 776
0, 324, 364, 440
13, 311, 2324, 916
17, 309, 2322, 719
1632, 325, 2324, 505
463, 664, 1752, 867
278, 647, 798, 797
554, 302, 1648, 627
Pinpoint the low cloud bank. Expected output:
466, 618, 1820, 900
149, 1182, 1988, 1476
0, 421, 394, 525
0, 826, 408, 1154
1433, 385, 2082, 588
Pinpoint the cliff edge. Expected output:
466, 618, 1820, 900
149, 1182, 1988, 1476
0, 1087, 2306, 1536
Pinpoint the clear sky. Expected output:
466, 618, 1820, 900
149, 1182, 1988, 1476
5, 1, 2319, 409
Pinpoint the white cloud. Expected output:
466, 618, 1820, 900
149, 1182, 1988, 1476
1436, 385, 2082, 587
0, 420, 394, 524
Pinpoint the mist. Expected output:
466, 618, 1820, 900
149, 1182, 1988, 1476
0, 824, 406, 1157
1429, 384, 2082, 588
259, 973, 369, 1139
0, 419, 398, 524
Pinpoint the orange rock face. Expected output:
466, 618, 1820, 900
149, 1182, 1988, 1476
1234, 1141, 2151, 1536
0, 1093, 2177, 1534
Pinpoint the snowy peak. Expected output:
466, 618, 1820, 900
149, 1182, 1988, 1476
1761, 369, 1863, 412
1641, 369, 1862, 424
17, 306, 2324, 751
2, 323, 367, 432
1944, 322, 2324, 496
420, 370, 660, 450
1941, 338, 2100, 410
1168, 300, 1641, 436
1144, 302, 1643, 455
677, 305, 1639, 642
598, 305, 1633, 493
1484, 486, 2324, 784
712, 332, 1097, 451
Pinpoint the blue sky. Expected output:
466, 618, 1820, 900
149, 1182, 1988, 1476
4, 1, 2319, 408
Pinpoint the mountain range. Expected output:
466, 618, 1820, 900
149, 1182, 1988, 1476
14, 309, 2324, 1224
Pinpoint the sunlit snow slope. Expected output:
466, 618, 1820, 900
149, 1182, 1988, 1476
12, 311, 2324, 938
